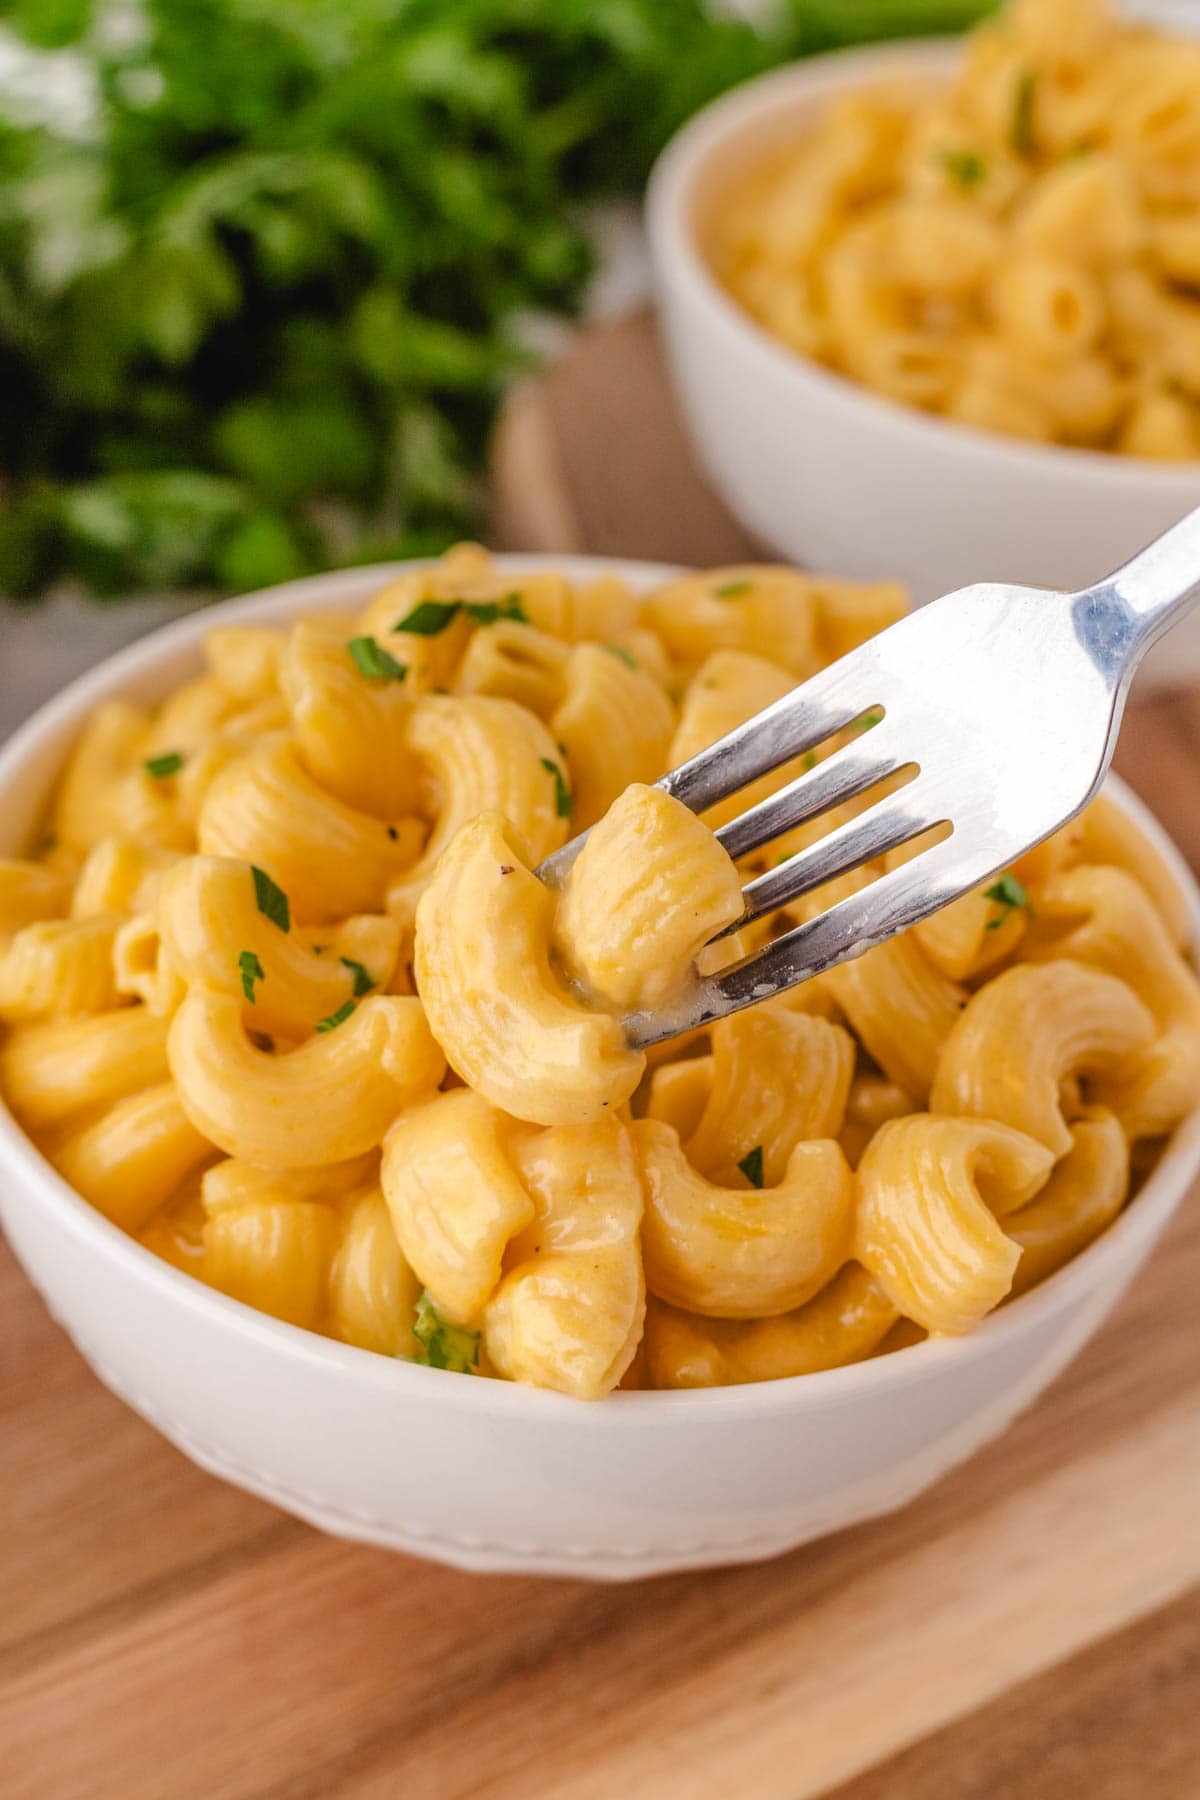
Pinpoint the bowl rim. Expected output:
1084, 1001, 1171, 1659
645, 36, 1200, 489
1, 551, 1198, 1421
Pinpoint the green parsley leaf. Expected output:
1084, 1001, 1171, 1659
311, 944, 328, 956
394, 593, 528, 635
145, 751, 184, 779
238, 948, 265, 1004
339, 955, 375, 997
940, 148, 987, 190
347, 635, 408, 682
983, 871, 1033, 929
713, 579, 751, 598
393, 599, 462, 636
315, 998, 357, 1033
411, 1290, 480, 1373
602, 642, 638, 669
1012, 70, 1037, 157
540, 755, 572, 819
738, 1145, 765, 1188
251, 865, 291, 934
462, 592, 528, 626
802, 749, 819, 772
0, 0, 1010, 605
848, 707, 883, 735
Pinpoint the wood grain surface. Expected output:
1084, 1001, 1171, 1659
4, 308, 1200, 1800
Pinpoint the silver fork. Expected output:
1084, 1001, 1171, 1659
538, 504, 1200, 1048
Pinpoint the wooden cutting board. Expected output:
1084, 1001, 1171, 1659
4, 308, 1200, 1800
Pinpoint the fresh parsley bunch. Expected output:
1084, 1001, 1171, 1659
0, 0, 995, 600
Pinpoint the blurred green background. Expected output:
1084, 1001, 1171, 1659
0, 0, 995, 602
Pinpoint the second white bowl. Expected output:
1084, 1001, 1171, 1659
647, 41, 1200, 686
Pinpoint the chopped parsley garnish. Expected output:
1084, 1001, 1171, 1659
738, 1145, 765, 1189
251, 865, 290, 934
347, 635, 408, 682
315, 998, 357, 1033
393, 593, 526, 636
713, 579, 751, 598
393, 598, 460, 635
144, 750, 184, 779
540, 756, 572, 819
802, 749, 819, 772
1011, 70, 1037, 157
603, 642, 639, 669
940, 148, 987, 190
848, 707, 883, 735
238, 949, 265, 1004
339, 955, 375, 997
984, 871, 1033, 929
411, 1291, 480, 1373
463, 592, 527, 626
311, 944, 328, 955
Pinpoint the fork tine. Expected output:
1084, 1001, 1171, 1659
659, 650, 880, 816
721, 783, 936, 931
713, 727, 907, 862
625, 835, 967, 1045
537, 641, 886, 887
717, 837, 966, 1009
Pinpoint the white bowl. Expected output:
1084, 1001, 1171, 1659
1, 556, 1198, 1581
647, 40, 1200, 687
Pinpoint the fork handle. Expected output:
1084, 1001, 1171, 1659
1100, 502, 1200, 657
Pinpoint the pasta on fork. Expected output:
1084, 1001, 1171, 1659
2, 543, 1198, 1397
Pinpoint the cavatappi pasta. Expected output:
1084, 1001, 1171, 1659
712, 0, 1200, 460
3, 542, 1198, 1398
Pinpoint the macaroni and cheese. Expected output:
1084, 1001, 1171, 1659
712, 0, 1200, 459
2, 542, 1197, 1398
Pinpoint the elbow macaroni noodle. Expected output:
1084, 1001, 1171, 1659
2, 543, 1198, 1397
712, 0, 1200, 461
484, 1119, 646, 1401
